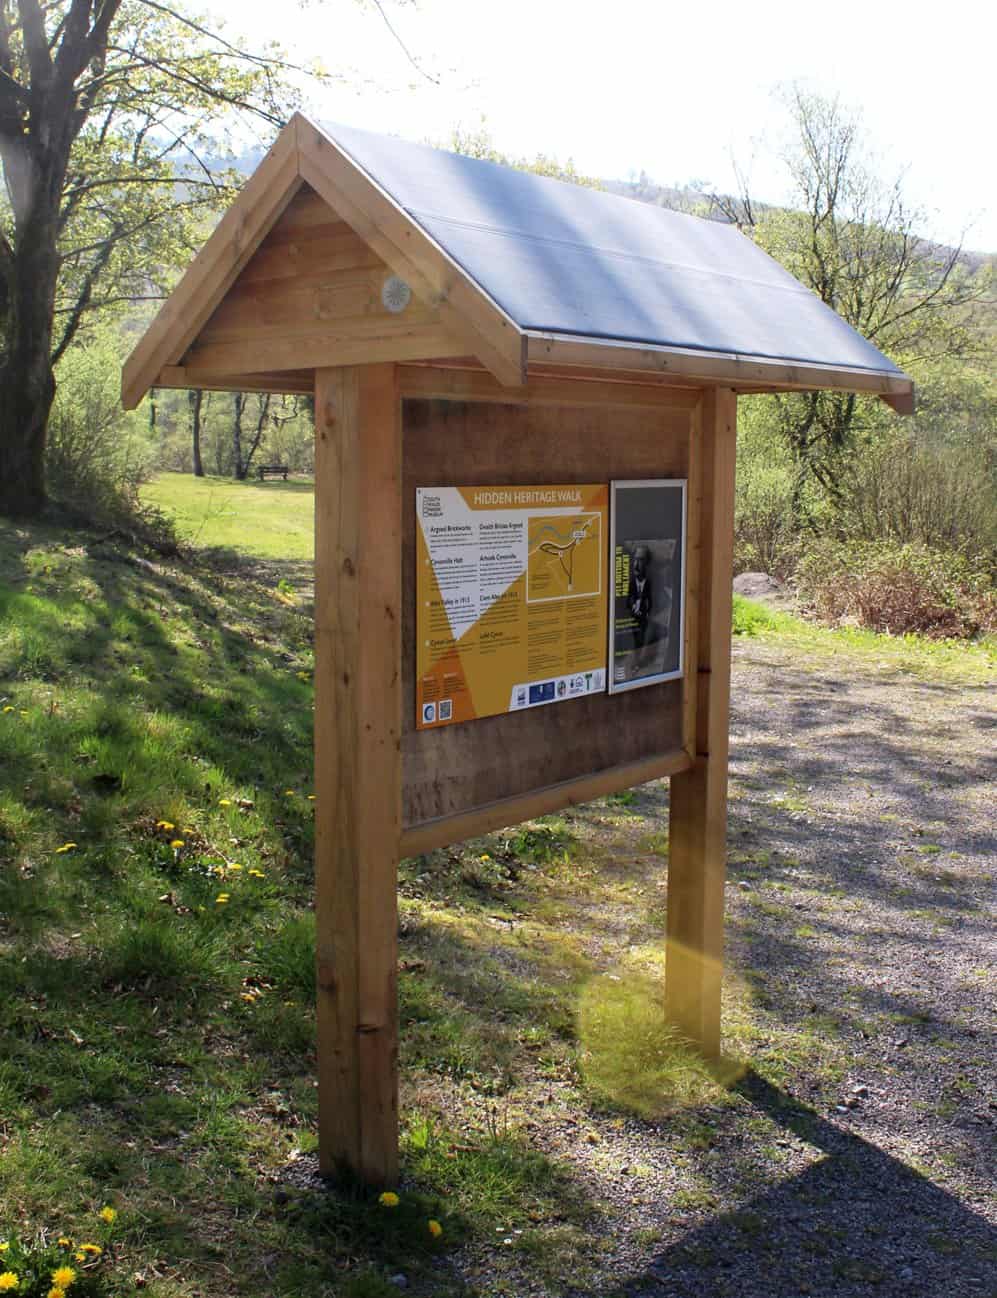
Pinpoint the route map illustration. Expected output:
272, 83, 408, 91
527, 512, 602, 601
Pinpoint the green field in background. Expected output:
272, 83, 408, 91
142, 472, 315, 559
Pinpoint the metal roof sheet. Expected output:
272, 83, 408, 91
319, 121, 903, 377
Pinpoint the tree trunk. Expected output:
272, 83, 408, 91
0, 203, 61, 518
189, 389, 205, 476
232, 391, 247, 479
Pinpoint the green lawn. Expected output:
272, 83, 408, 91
141, 472, 315, 560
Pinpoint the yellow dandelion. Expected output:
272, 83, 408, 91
55, 842, 77, 854
215, 894, 230, 905
79, 1244, 101, 1256
307, 794, 315, 801
428, 1219, 443, 1238
218, 798, 232, 807
1, 706, 13, 714
73, 1252, 85, 1262
98, 1206, 116, 1224
284, 789, 295, 796
48, 1288, 65, 1298
0, 1274, 18, 1292
56, 1239, 71, 1249
52, 1267, 76, 1288
169, 839, 184, 849
155, 820, 174, 831
227, 863, 243, 871
378, 1191, 399, 1208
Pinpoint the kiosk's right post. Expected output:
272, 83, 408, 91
665, 387, 737, 1059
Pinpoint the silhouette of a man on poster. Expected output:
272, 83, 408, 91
628, 545, 652, 649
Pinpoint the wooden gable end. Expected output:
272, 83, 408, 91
176, 185, 469, 383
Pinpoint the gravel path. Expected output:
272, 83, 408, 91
454, 638, 997, 1298
285, 636, 995, 1297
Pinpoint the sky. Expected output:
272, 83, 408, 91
217, 0, 996, 253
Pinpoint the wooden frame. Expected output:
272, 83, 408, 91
121, 120, 915, 1187
308, 368, 736, 1181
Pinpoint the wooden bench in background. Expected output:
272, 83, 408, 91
257, 464, 289, 481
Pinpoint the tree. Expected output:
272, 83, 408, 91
712, 87, 990, 521
189, 388, 204, 477
0, 0, 310, 518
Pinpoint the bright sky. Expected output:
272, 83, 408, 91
219, 0, 996, 253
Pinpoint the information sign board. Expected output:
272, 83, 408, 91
608, 479, 687, 692
416, 485, 609, 728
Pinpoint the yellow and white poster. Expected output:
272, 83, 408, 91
416, 485, 609, 729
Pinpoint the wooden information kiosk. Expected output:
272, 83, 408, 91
123, 114, 913, 1185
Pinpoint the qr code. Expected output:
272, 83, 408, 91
439, 698, 453, 721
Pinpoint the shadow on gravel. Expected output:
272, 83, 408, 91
622, 1071, 997, 1298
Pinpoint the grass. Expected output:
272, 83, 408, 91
732, 593, 996, 683
141, 471, 315, 559
2, 489, 992, 1298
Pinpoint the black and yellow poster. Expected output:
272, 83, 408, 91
608, 479, 686, 692
416, 485, 608, 729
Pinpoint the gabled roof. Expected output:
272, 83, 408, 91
325, 121, 903, 378
122, 114, 913, 411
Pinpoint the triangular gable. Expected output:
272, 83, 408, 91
121, 115, 525, 409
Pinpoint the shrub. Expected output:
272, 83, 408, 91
47, 331, 179, 553
795, 539, 996, 639
836, 430, 997, 559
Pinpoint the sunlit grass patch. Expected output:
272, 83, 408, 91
732, 593, 996, 682
578, 970, 741, 1117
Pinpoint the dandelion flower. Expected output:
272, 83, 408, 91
284, 789, 295, 796
169, 839, 184, 849
48, 1289, 66, 1298
227, 863, 242, 871
98, 1207, 116, 1224
79, 1245, 101, 1256
307, 795, 315, 801
73, 1253, 86, 1262
428, 1219, 443, 1238
1, 706, 13, 714
56, 1239, 71, 1249
0, 1273, 18, 1291
55, 843, 77, 854
215, 894, 230, 905
155, 821, 175, 831
218, 798, 232, 807
378, 1191, 400, 1208
52, 1267, 76, 1288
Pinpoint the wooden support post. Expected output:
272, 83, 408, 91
314, 363, 402, 1184
665, 387, 737, 1058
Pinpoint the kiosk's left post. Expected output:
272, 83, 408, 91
314, 364, 402, 1185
